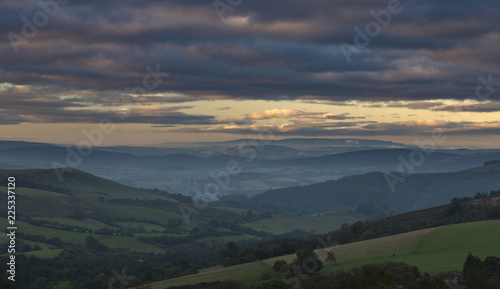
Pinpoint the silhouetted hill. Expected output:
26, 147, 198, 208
3, 140, 500, 196
159, 138, 405, 149
274, 149, 500, 172
216, 164, 500, 214
0, 146, 219, 169
0, 140, 58, 150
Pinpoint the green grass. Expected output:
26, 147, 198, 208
8, 221, 167, 253
15, 221, 89, 245
101, 204, 181, 226
268, 220, 500, 275
313, 207, 358, 216
197, 234, 261, 244
143, 262, 272, 289
244, 212, 363, 235
263, 226, 440, 270
210, 206, 247, 215
143, 220, 500, 288
98, 235, 164, 253
412, 220, 500, 273
17, 239, 55, 250
134, 232, 189, 238
22, 249, 63, 258
116, 221, 166, 232
0, 168, 176, 203
34, 217, 111, 230
16, 187, 64, 198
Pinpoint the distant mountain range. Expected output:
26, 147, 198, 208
158, 138, 406, 148
1, 139, 500, 196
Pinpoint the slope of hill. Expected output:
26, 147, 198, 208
0, 140, 58, 150
0, 169, 249, 245
0, 169, 363, 256
0, 168, 371, 288
140, 220, 500, 288
216, 163, 500, 214
2, 167, 499, 288
3, 140, 500, 196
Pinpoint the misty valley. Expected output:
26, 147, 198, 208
1, 139, 500, 288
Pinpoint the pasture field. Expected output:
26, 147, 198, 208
34, 217, 110, 230
22, 249, 64, 258
244, 209, 364, 235
144, 220, 500, 288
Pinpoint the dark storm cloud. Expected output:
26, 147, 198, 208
0, 91, 220, 125
432, 102, 500, 113
0, 106, 221, 125
1, 0, 499, 106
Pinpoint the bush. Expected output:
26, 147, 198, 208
272, 260, 287, 272
293, 245, 323, 275
253, 279, 292, 289
406, 275, 448, 289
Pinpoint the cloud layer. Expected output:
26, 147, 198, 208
1, 0, 500, 144
1, 0, 499, 102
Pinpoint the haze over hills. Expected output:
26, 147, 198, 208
215, 162, 500, 214
5, 166, 497, 288
3, 0, 500, 287
158, 138, 406, 148
2, 139, 500, 198
2, 151, 500, 288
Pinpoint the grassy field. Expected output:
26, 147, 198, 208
317, 220, 500, 275
15, 221, 89, 245
98, 235, 164, 253
144, 262, 272, 289
244, 209, 364, 235
0, 169, 176, 202
116, 221, 167, 232
413, 220, 500, 273
197, 234, 261, 245
11, 220, 168, 253
22, 249, 63, 258
99, 204, 179, 224
34, 217, 110, 230
143, 220, 500, 289
272, 220, 500, 275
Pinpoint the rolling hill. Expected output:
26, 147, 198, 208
138, 220, 500, 288
0, 169, 247, 248
0, 168, 363, 256
215, 163, 500, 214
2, 140, 500, 197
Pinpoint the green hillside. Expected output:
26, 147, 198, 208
0, 168, 375, 288
0, 168, 175, 201
145, 220, 500, 288
244, 208, 363, 234
0, 169, 362, 258
0, 169, 246, 254
3, 168, 498, 288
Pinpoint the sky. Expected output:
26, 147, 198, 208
1, 0, 500, 148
